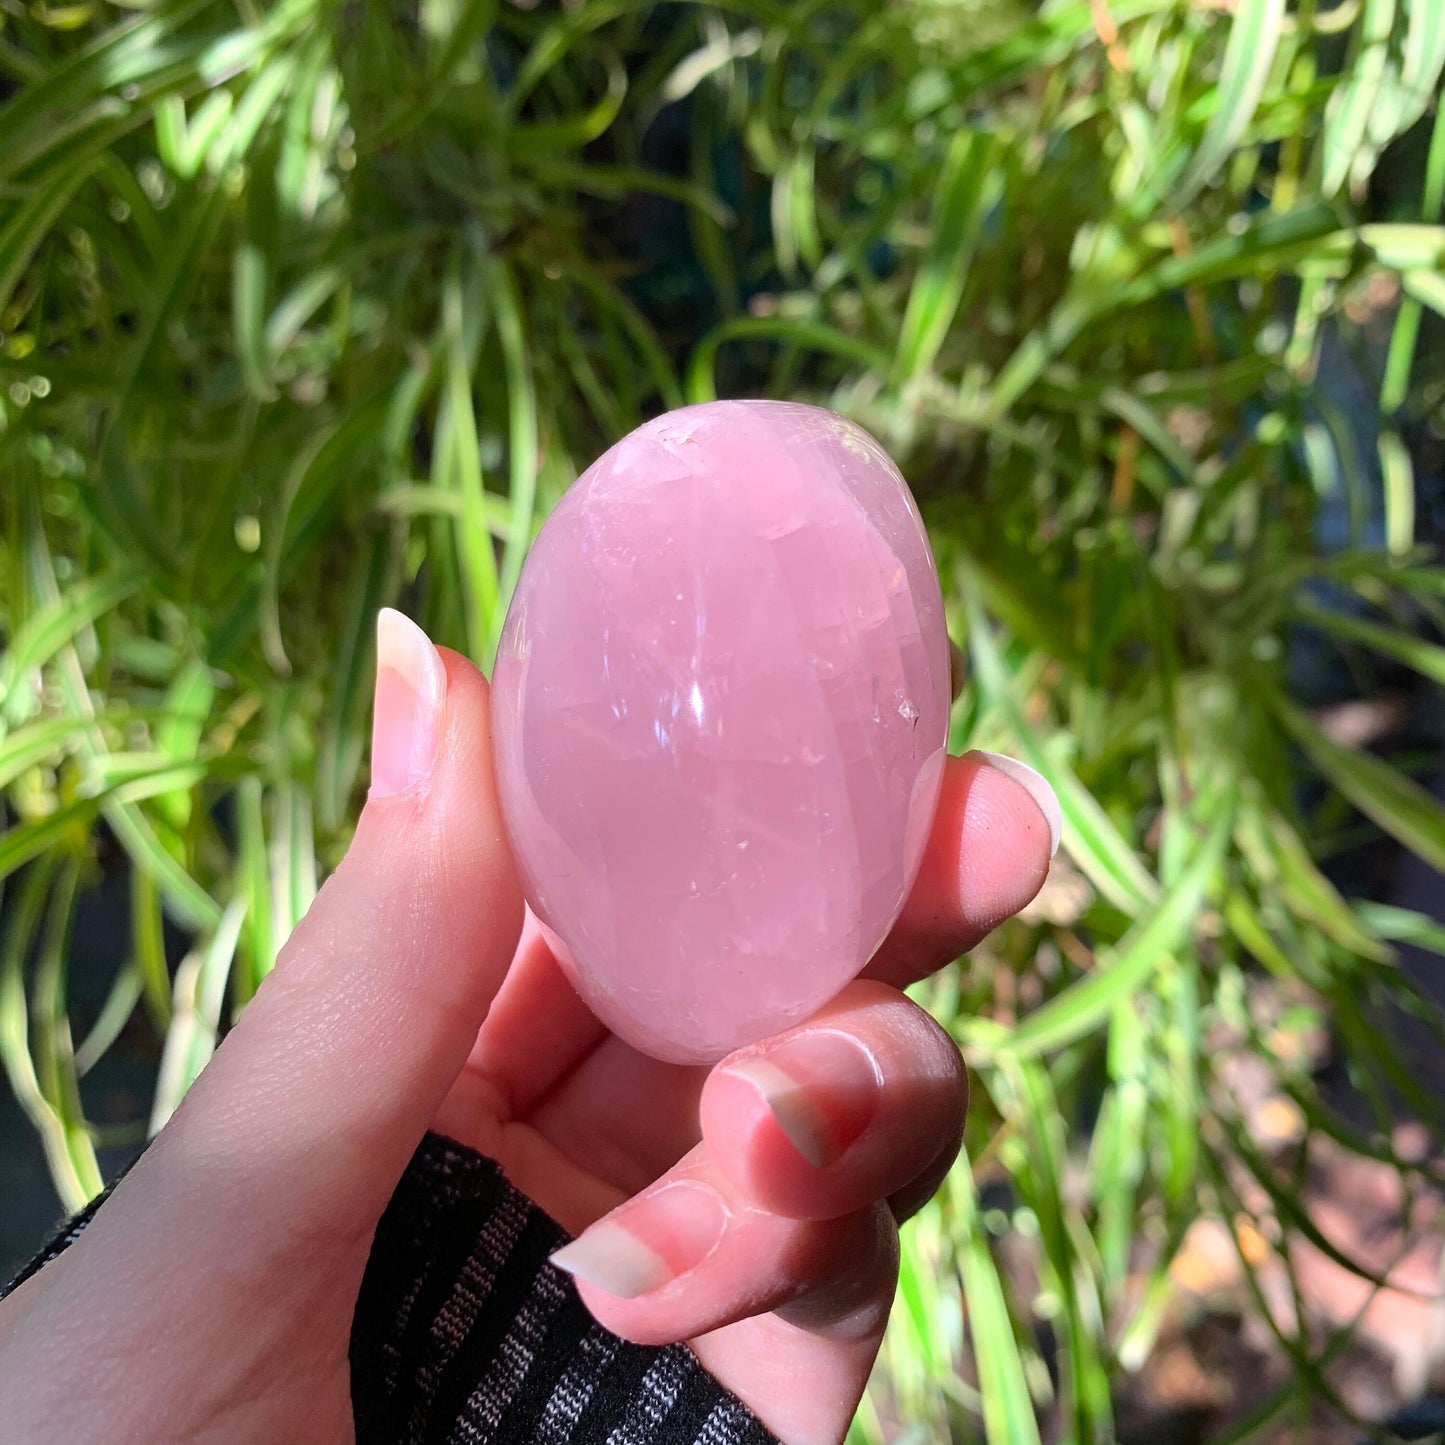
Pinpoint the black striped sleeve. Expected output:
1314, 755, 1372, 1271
350, 1132, 780, 1445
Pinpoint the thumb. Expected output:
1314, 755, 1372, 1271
134, 610, 523, 1244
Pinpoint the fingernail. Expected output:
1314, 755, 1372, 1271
550, 1182, 727, 1299
721, 1032, 881, 1169
370, 608, 446, 798
968, 750, 1062, 858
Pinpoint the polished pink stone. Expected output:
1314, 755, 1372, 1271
491, 401, 950, 1063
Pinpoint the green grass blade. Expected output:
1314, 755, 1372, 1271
1273, 693, 1445, 873
771, 144, 822, 283
893, 130, 1002, 385
686, 318, 891, 404
954, 1150, 1044, 1445
1380, 101, 1445, 410
29, 859, 102, 1205
1378, 428, 1415, 557
1359, 0, 1445, 173
1355, 901, 1445, 959
0, 860, 98, 1209
73, 963, 143, 1077
1401, 267, 1445, 320
557, 264, 683, 412
990, 206, 1340, 412
0, 567, 143, 723
149, 895, 247, 1133
1397, 0, 1445, 135
16, 496, 217, 930
439, 260, 499, 658
489, 257, 539, 657
971, 803, 1233, 1060
264, 265, 345, 360
1091, 1003, 1148, 1293
236, 774, 274, 1001
103, 801, 219, 932
0, 797, 102, 883
131, 863, 172, 1032
1005, 1057, 1112, 1437
1171, 0, 1287, 208
959, 566, 1158, 912
0, 5, 207, 178
0, 153, 104, 319
512, 49, 626, 155
317, 533, 392, 832
233, 241, 276, 402
0, 718, 84, 792
275, 782, 317, 937
167, 89, 238, 180
1236, 800, 1391, 961
153, 659, 215, 831
1320, 0, 1397, 195
1294, 596, 1445, 688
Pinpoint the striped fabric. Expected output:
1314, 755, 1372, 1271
351, 1134, 779, 1445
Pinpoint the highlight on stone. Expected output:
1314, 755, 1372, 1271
492, 401, 951, 1063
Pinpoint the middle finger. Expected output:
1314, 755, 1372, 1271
505, 749, 1053, 1189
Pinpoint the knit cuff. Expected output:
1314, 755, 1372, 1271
352, 1132, 778, 1444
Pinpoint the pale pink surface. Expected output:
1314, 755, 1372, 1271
491, 401, 950, 1063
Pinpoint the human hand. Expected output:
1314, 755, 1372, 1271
0, 612, 1055, 1444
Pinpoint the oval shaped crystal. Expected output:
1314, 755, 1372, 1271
492, 401, 950, 1062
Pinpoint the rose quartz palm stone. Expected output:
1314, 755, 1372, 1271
491, 400, 950, 1063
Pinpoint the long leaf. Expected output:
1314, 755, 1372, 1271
954, 1151, 1045, 1445
1320, 0, 1397, 195
149, 896, 247, 1134
0, 860, 97, 1209
1172, 0, 1287, 208
687, 317, 891, 404
1294, 597, 1445, 688
29, 860, 102, 1206
971, 803, 1233, 1060
959, 566, 1159, 912
489, 256, 539, 657
894, 130, 1002, 384
1274, 694, 1445, 873
439, 259, 499, 658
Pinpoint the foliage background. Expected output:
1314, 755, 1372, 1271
3, 0, 1445, 1439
